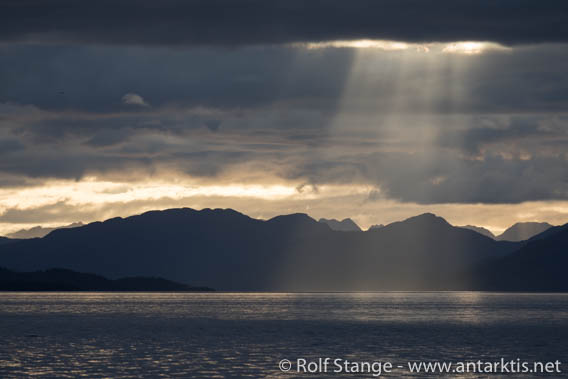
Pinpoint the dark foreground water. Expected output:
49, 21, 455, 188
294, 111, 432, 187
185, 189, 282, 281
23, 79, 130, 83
0, 292, 567, 378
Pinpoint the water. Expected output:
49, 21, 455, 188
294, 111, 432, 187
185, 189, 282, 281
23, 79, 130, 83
0, 292, 567, 378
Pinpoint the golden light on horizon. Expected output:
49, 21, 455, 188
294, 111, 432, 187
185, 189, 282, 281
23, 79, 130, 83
1, 175, 568, 237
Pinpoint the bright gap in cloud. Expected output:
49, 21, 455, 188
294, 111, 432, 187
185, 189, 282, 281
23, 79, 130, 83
1, 177, 568, 237
299, 40, 511, 54
441, 42, 509, 55
303, 39, 411, 50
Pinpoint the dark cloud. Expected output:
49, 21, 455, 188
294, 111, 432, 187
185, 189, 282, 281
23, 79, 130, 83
2, 45, 568, 116
83, 128, 134, 147
371, 153, 568, 204
0, 138, 24, 154
1, 0, 567, 46
438, 116, 565, 155
0, 45, 353, 112
204, 119, 221, 132
284, 149, 568, 204
0, 145, 154, 179
0, 6, 567, 207
1, 114, 568, 204
1, 104, 568, 205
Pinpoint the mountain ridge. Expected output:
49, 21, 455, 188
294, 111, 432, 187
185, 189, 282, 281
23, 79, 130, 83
469, 223, 568, 291
7, 222, 84, 239
0, 267, 213, 291
0, 207, 524, 291
318, 217, 362, 232
460, 225, 495, 239
496, 222, 553, 242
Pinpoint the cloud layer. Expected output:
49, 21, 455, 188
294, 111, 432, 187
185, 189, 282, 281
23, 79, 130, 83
0, 45, 567, 204
1, 0, 567, 46
1, 2, 568, 232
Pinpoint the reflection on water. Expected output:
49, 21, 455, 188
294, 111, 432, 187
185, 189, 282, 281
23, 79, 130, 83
0, 292, 567, 377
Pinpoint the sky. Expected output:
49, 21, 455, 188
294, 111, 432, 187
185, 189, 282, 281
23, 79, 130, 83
1, 0, 568, 235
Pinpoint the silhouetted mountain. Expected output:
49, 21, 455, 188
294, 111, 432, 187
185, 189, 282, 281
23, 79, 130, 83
0, 208, 522, 291
7, 222, 84, 239
527, 224, 567, 242
460, 225, 495, 239
368, 224, 384, 231
0, 237, 17, 245
496, 222, 552, 241
0, 267, 213, 291
470, 223, 568, 291
318, 218, 361, 232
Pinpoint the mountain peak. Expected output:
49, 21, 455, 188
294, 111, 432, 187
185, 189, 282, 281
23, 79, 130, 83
381, 213, 453, 235
459, 225, 496, 239
403, 213, 450, 226
267, 213, 317, 225
318, 218, 361, 232
496, 222, 553, 242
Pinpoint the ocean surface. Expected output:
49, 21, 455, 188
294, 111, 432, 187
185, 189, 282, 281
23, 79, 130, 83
0, 292, 567, 378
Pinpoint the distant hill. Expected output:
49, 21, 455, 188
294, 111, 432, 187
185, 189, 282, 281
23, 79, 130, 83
368, 224, 384, 231
318, 218, 361, 232
460, 225, 495, 239
0, 267, 213, 291
470, 224, 568, 291
0, 208, 521, 291
496, 222, 552, 241
7, 222, 84, 239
